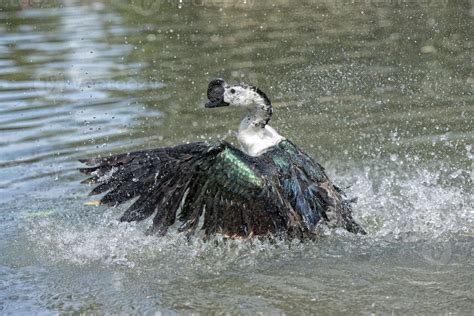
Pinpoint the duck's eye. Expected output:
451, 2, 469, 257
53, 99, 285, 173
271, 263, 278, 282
230, 89, 236, 94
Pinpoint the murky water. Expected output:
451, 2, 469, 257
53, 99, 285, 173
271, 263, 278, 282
0, 0, 473, 314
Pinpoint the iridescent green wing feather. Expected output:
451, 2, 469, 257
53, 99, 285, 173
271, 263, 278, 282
196, 142, 289, 237
209, 147, 264, 194
80, 141, 290, 238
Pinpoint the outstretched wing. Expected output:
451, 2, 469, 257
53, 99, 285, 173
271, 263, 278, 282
80, 141, 299, 238
272, 140, 365, 235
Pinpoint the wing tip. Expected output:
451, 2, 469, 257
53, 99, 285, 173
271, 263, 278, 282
83, 200, 102, 206
79, 167, 97, 175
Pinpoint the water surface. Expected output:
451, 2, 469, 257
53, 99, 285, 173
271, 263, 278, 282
0, 0, 473, 314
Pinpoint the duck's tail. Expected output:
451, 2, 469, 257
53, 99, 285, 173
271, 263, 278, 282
341, 198, 366, 235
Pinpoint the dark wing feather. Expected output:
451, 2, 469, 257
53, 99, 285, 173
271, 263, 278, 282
273, 140, 365, 234
80, 139, 364, 238
80, 142, 294, 238
178, 144, 292, 238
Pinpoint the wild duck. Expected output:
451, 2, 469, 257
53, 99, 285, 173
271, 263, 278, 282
80, 78, 366, 239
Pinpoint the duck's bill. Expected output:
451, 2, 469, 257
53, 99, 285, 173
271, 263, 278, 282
205, 99, 229, 108
206, 79, 228, 108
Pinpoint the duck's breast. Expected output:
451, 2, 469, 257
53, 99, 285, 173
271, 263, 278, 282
237, 125, 284, 157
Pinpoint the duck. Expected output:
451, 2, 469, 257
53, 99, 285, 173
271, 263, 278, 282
80, 78, 366, 239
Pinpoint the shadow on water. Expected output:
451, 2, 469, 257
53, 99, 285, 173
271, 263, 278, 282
0, 0, 472, 314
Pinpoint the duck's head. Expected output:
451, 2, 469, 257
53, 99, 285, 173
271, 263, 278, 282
205, 78, 271, 109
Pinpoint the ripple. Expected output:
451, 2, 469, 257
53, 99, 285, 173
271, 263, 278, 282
0, 0, 473, 314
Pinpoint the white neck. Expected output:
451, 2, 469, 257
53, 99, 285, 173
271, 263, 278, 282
237, 110, 284, 157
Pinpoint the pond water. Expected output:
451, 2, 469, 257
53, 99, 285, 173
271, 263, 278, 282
0, 0, 472, 314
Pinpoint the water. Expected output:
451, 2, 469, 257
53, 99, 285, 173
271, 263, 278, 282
0, 0, 473, 314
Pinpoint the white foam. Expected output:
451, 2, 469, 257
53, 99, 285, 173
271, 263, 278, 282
25, 161, 473, 268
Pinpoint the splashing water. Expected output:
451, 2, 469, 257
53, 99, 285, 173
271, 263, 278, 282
0, 0, 472, 314
23, 160, 472, 269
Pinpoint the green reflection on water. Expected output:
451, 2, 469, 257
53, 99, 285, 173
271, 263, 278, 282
0, 0, 472, 314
